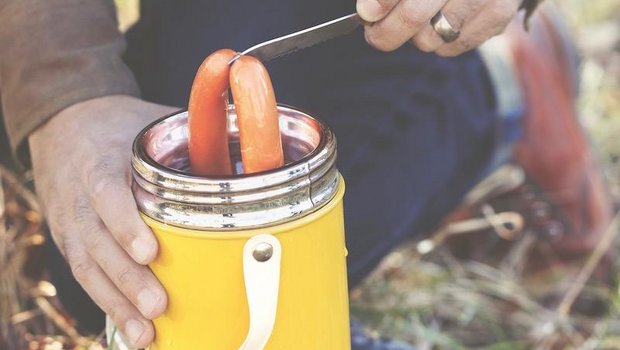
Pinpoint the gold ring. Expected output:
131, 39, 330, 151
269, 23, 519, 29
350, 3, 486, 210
431, 12, 460, 43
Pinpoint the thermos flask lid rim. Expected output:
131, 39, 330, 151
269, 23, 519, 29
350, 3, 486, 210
131, 105, 340, 230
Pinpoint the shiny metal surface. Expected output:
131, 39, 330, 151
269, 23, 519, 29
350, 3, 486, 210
132, 105, 340, 230
230, 13, 362, 64
252, 242, 274, 262
431, 12, 461, 43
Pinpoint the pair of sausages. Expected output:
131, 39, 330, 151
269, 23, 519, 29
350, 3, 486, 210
188, 49, 284, 176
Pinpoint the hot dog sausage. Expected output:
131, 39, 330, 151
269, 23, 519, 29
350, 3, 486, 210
229, 56, 284, 174
188, 49, 236, 176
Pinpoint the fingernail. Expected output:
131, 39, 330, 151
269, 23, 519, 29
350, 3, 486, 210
357, 0, 384, 22
138, 289, 160, 318
125, 319, 145, 346
132, 237, 155, 264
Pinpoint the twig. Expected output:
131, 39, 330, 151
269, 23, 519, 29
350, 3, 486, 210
0, 164, 40, 212
10, 309, 43, 325
33, 296, 81, 341
415, 211, 524, 256
556, 211, 620, 319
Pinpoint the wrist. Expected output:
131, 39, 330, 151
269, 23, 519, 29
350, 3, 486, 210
29, 95, 135, 138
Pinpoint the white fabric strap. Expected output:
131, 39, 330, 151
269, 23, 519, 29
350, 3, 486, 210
238, 234, 282, 350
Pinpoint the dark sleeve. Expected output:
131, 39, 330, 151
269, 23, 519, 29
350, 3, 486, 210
0, 0, 140, 156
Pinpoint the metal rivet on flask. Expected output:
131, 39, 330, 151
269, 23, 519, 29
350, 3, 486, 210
253, 242, 274, 262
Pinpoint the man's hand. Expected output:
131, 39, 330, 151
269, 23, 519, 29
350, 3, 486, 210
357, 0, 521, 56
29, 95, 180, 348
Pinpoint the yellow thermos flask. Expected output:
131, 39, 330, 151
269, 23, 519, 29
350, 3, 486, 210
111, 105, 350, 349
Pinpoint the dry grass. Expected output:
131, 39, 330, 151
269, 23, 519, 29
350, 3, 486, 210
0, 167, 106, 349
350, 223, 620, 349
